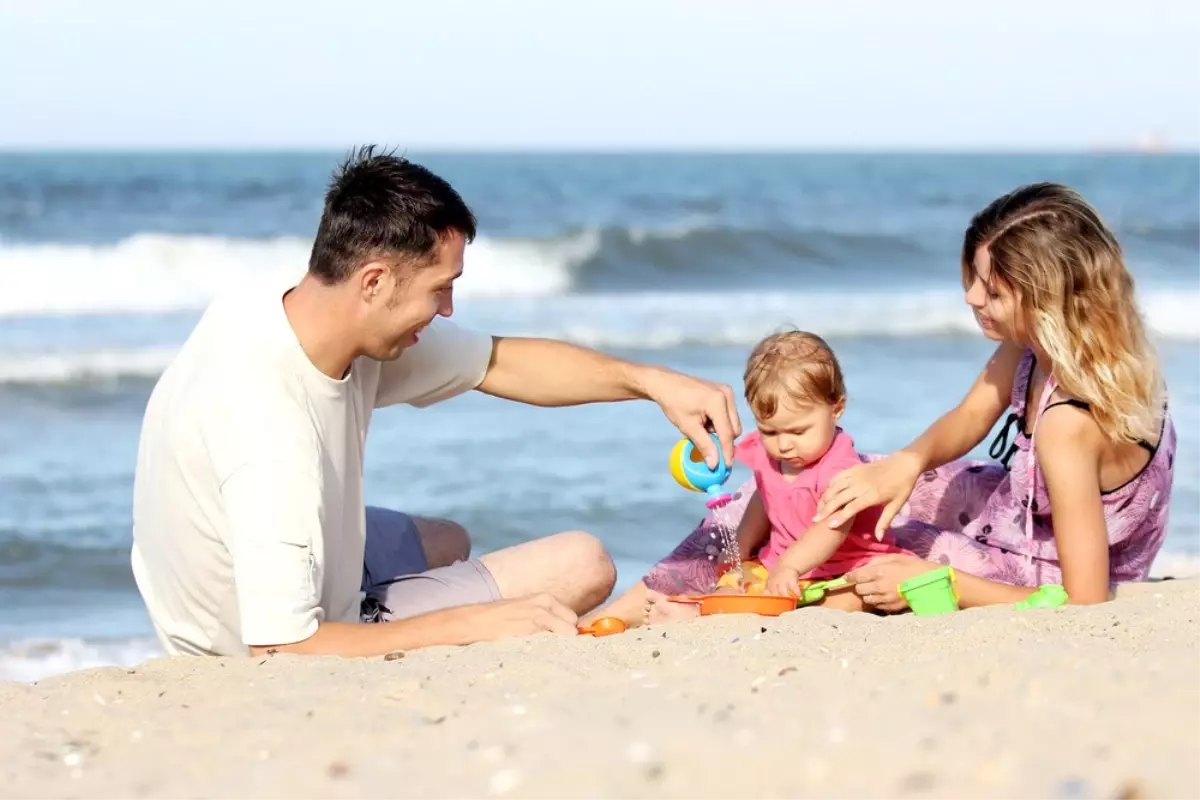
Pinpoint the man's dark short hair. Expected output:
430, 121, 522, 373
308, 145, 477, 283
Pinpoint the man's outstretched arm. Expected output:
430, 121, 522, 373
247, 593, 578, 657
475, 336, 742, 467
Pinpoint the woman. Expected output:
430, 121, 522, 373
619, 182, 1177, 618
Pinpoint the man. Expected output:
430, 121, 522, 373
131, 146, 741, 658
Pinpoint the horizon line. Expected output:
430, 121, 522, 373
1, 143, 1197, 156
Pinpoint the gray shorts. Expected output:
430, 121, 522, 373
360, 506, 501, 623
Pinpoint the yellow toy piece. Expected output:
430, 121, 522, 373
668, 438, 697, 491
715, 561, 770, 594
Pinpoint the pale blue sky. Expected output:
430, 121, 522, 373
2, 0, 1197, 150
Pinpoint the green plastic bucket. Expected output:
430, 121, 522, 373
898, 566, 960, 616
1013, 584, 1069, 610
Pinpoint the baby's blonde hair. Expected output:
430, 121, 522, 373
744, 330, 845, 420
962, 182, 1163, 444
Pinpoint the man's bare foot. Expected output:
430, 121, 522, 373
644, 590, 702, 625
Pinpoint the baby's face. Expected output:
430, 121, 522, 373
755, 399, 843, 472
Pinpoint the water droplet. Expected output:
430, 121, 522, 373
625, 741, 654, 763
488, 768, 522, 795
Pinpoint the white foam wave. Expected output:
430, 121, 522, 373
1, 288, 1196, 387
0, 637, 162, 683
0, 235, 309, 317
471, 289, 1199, 345
0, 233, 591, 318
459, 230, 596, 296
0, 347, 179, 385
1148, 552, 1200, 581
1, 234, 1195, 343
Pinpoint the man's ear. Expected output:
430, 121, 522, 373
358, 261, 389, 302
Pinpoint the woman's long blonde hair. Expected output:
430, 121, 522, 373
962, 182, 1164, 444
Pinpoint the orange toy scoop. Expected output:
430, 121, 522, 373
577, 616, 627, 637
667, 593, 797, 617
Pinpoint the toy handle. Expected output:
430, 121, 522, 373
699, 430, 728, 470
680, 432, 727, 469
816, 576, 850, 591
689, 432, 733, 480
669, 432, 734, 506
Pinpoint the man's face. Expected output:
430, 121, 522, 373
360, 230, 465, 361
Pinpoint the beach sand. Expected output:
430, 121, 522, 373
1, 580, 1196, 799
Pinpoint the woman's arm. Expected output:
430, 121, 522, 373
952, 572, 1039, 608
816, 341, 1023, 532
847, 405, 1110, 610
734, 490, 770, 561
1033, 406, 1110, 604
846, 554, 1038, 611
897, 341, 1024, 473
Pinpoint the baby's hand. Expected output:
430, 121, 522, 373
765, 565, 801, 598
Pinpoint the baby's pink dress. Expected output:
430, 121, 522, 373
735, 430, 912, 580
644, 429, 910, 594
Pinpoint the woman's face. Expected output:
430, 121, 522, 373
964, 245, 1024, 342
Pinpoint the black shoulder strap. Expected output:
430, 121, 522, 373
1044, 398, 1091, 412
1044, 398, 1155, 454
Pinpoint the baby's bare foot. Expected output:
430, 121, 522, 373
644, 590, 702, 625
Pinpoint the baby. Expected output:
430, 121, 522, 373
582, 329, 912, 627
714, 330, 911, 604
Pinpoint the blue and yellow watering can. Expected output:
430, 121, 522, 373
668, 432, 733, 509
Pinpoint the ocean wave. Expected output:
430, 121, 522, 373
0, 232, 588, 317
0, 287, 1194, 387
0, 226, 967, 319
1122, 219, 1200, 248
1, 229, 1194, 319
567, 225, 933, 290
0, 347, 179, 385
487, 287, 1196, 344
0, 636, 162, 683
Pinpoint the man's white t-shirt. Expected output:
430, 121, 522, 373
130, 281, 493, 657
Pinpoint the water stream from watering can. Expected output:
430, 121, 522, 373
709, 500, 744, 591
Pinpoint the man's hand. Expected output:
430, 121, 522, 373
638, 366, 742, 469
449, 593, 579, 642
247, 593, 579, 658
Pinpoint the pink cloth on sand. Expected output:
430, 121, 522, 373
735, 429, 911, 580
